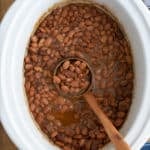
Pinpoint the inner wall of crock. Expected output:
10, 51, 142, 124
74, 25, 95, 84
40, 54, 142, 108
10, 0, 146, 149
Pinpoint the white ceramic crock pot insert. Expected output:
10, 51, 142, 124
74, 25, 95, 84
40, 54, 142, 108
0, 0, 150, 150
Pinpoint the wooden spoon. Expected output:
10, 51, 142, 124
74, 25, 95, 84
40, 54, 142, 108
84, 93, 131, 150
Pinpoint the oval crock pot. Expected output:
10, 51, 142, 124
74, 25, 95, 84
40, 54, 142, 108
0, 0, 150, 150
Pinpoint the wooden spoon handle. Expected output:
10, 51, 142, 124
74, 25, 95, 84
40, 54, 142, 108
84, 93, 131, 150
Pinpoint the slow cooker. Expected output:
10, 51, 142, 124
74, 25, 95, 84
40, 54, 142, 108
0, 0, 150, 149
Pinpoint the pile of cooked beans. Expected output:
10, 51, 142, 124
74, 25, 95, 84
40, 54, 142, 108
24, 3, 134, 150
53, 59, 91, 96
